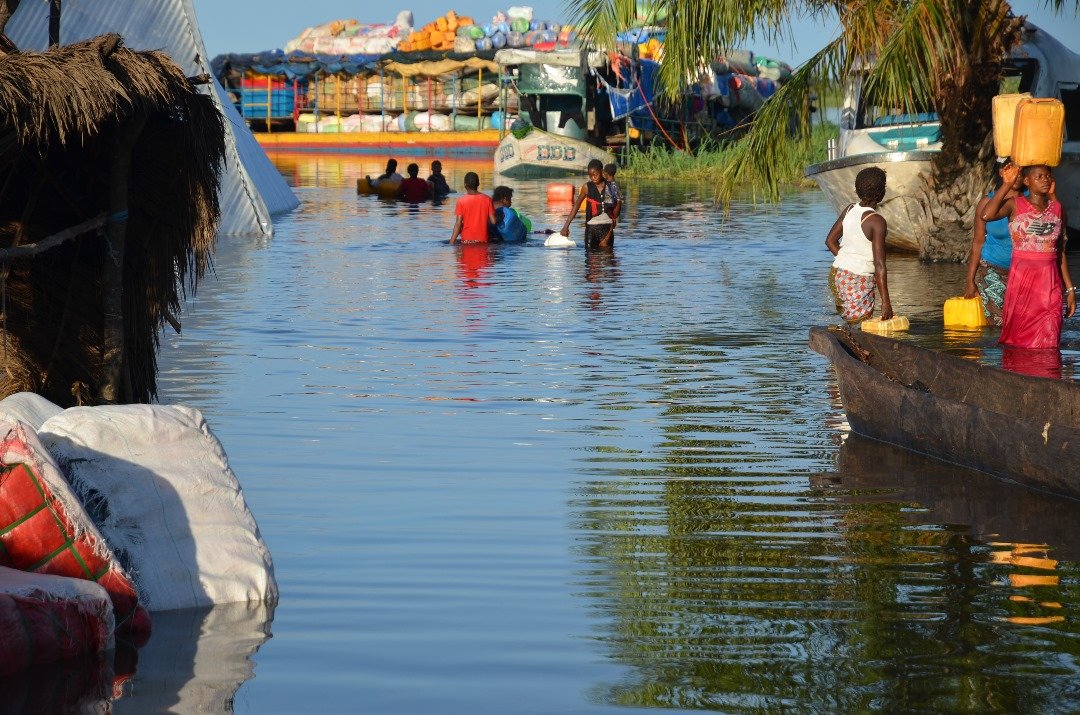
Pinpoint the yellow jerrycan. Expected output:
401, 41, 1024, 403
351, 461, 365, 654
991, 93, 1030, 157
861, 316, 910, 334
1011, 97, 1065, 167
943, 296, 991, 327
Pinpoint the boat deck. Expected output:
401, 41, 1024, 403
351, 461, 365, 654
254, 130, 500, 156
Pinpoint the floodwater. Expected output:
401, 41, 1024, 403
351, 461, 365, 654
9, 156, 1080, 713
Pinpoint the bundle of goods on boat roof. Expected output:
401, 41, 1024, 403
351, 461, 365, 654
284, 11, 414, 54
427, 6, 577, 53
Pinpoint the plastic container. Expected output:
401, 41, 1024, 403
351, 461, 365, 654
860, 316, 910, 334
943, 296, 991, 327
1012, 97, 1065, 167
547, 183, 575, 202
992, 93, 1031, 157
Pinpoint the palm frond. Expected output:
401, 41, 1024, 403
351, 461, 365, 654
711, 35, 850, 206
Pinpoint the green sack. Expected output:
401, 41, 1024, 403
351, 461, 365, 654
511, 208, 533, 233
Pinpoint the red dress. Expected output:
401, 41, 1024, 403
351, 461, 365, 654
999, 196, 1064, 349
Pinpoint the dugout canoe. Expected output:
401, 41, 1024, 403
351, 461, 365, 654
808, 326, 1080, 500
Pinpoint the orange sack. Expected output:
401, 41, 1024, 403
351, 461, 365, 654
0, 423, 150, 642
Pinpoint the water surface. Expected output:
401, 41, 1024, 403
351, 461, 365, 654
17, 155, 1080, 713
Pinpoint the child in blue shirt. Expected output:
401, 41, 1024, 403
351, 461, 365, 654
490, 186, 530, 242
603, 163, 623, 222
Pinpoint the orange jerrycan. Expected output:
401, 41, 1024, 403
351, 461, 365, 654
1012, 97, 1065, 167
991, 93, 1030, 157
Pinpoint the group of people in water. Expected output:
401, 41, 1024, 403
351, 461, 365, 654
367, 158, 453, 203
448, 158, 623, 247
371, 155, 624, 248
827, 160, 1073, 351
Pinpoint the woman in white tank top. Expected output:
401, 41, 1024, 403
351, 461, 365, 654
824, 167, 893, 323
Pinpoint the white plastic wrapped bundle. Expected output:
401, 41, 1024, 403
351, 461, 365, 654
38, 405, 278, 612
340, 114, 365, 132
0, 392, 62, 431
460, 83, 500, 106
507, 6, 534, 21
283, 11, 413, 55
413, 111, 452, 132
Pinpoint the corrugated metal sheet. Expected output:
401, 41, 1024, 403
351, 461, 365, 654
6, 0, 300, 237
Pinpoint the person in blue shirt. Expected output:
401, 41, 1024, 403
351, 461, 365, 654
965, 158, 1018, 325
490, 186, 530, 242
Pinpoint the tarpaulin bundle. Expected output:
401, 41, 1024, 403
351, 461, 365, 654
0, 421, 150, 640
211, 48, 499, 83
40, 405, 279, 611
0, 566, 115, 676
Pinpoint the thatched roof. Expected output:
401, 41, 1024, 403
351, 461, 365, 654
0, 33, 225, 406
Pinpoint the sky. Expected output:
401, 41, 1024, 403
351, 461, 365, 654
191, 1, 1080, 64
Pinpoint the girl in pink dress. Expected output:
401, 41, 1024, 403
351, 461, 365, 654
982, 164, 1075, 349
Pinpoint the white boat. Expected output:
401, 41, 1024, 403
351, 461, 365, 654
493, 48, 616, 178
806, 23, 1080, 253
495, 126, 616, 178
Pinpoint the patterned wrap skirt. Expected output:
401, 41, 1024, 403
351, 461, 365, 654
974, 261, 1009, 326
829, 266, 875, 323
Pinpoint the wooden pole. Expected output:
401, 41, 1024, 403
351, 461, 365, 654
100, 114, 146, 404
48, 0, 59, 47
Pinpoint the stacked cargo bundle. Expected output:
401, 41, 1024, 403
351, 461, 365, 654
399, 11, 477, 52
450, 6, 577, 53
284, 11, 413, 55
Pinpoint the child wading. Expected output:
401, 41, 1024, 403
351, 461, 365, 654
560, 159, 615, 249
825, 167, 893, 323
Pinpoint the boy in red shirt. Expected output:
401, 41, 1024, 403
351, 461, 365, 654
449, 172, 496, 244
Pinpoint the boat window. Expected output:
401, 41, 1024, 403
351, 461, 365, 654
855, 90, 937, 129
1060, 84, 1080, 141
1001, 59, 1038, 94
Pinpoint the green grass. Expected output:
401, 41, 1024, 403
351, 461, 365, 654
620, 122, 839, 189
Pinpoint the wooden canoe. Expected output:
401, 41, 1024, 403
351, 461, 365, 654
808, 326, 1080, 500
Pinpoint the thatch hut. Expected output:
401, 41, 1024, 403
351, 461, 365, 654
0, 32, 225, 406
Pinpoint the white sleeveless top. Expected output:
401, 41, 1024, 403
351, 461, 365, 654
832, 204, 878, 275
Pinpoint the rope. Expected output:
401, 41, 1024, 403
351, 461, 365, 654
632, 69, 685, 152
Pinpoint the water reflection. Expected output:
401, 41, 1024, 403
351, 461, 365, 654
574, 427, 1080, 710
0, 604, 274, 712
583, 249, 620, 312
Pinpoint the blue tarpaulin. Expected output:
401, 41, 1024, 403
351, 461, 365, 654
603, 59, 660, 129
211, 51, 382, 80
211, 48, 500, 82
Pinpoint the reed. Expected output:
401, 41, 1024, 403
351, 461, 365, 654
621, 122, 839, 188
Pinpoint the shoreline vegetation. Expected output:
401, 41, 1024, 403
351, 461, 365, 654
620, 122, 839, 189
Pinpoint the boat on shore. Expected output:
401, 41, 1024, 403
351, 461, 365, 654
808, 325, 1080, 500
806, 23, 1080, 252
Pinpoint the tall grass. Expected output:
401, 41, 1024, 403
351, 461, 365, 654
621, 122, 839, 189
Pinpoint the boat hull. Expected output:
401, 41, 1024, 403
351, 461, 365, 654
807, 150, 1080, 252
809, 326, 1080, 499
806, 151, 936, 253
495, 128, 616, 178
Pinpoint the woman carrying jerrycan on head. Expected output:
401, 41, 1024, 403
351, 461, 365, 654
982, 163, 1075, 348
